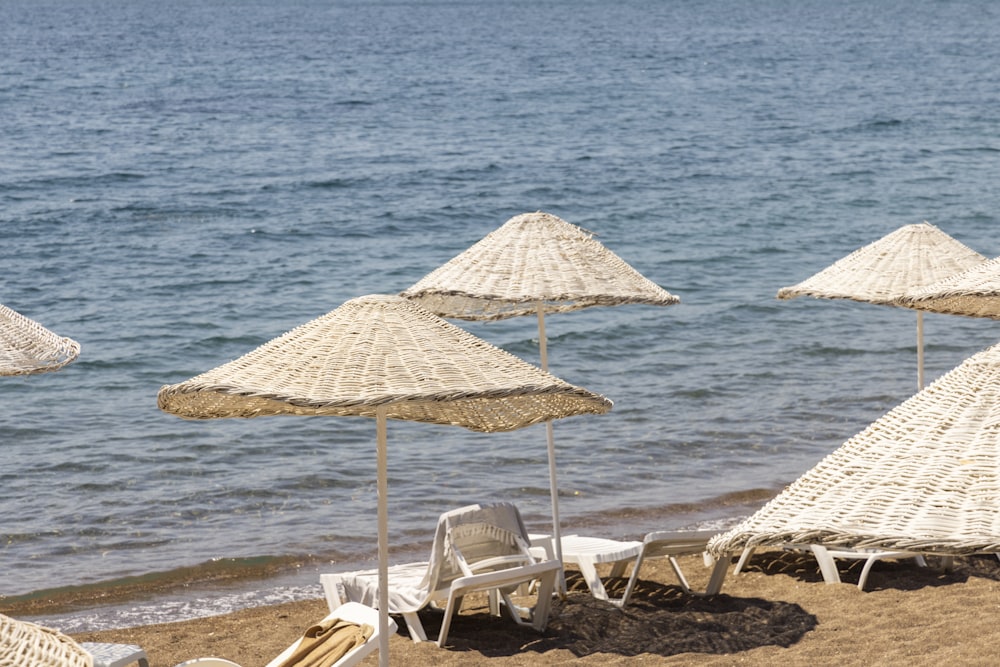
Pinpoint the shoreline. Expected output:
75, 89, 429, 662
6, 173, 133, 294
66, 550, 1000, 666
3, 488, 778, 632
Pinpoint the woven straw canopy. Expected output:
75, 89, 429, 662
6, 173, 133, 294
157, 294, 611, 429
778, 221, 985, 389
0, 613, 92, 667
777, 221, 984, 304
0, 304, 80, 376
708, 341, 1000, 558
895, 255, 1000, 319
400, 211, 679, 321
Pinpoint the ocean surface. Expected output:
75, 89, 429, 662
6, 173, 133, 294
3, 0, 1000, 633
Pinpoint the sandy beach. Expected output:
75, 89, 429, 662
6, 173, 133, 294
49, 549, 1000, 666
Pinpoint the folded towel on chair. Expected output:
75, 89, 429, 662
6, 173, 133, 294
274, 618, 373, 667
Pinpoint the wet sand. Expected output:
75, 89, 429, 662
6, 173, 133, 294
63, 550, 1000, 666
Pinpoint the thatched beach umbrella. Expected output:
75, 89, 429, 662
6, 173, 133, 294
0, 303, 80, 376
707, 340, 1000, 560
157, 294, 612, 666
895, 255, 1000, 320
401, 211, 678, 578
777, 222, 984, 389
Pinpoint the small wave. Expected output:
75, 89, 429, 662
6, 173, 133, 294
12, 172, 146, 190
754, 245, 790, 255
853, 117, 905, 131
0, 555, 326, 619
938, 145, 1000, 155
305, 178, 357, 189
800, 344, 869, 358
26, 582, 324, 634
831, 169, 876, 178
668, 387, 724, 400
556, 488, 780, 540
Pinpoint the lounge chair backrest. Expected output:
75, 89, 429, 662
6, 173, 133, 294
448, 522, 535, 576
419, 502, 534, 592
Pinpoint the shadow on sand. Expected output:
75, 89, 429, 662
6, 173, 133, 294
407, 570, 817, 659
733, 549, 1000, 592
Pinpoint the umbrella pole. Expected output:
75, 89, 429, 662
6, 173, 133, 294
376, 406, 390, 667
536, 304, 566, 596
917, 311, 924, 390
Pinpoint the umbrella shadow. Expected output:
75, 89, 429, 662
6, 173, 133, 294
409, 571, 817, 659
735, 549, 1000, 592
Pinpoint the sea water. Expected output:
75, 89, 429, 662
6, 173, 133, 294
3, 0, 1000, 631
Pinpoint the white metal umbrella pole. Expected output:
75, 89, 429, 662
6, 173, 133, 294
376, 405, 390, 667
536, 303, 566, 595
917, 311, 925, 390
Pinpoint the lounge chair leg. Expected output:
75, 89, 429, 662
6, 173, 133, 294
857, 556, 878, 590
733, 547, 756, 574
436, 593, 460, 647
619, 552, 645, 608
402, 612, 428, 643
703, 554, 729, 596
574, 556, 611, 601
498, 590, 529, 626
319, 574, 347, 611
667, 555, 693, 593
488, 589, 501, 616
529, 568, 557, 631
608, 560, 629, 578
810, 545, 843, 585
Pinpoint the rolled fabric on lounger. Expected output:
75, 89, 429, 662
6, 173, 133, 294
172, 603, 390, 667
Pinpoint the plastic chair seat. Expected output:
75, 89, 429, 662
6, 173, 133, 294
81, 642, 150, 667
530, 534, 642, 603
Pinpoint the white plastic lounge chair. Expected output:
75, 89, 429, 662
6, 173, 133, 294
172, 602, 391, 667
529, 529, 725, 607
619, 530, 728, 607
529, 533, 642, 604
320, 502, 561, 647
81, 642, 149, 667
733, 544, 928, 591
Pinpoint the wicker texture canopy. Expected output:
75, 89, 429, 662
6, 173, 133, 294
777, 221, 984, 304
157, 294, 611, 429
0, 613, 91, 667
0, 304, 80, 376
895, 255, 1000, 319
708, 340, 1000, 558
778, 221, 985, 389
400, 211, 679, 321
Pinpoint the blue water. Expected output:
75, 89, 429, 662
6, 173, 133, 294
4, 0, 1000, 631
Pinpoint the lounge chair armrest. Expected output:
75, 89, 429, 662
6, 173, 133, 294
466, 554, 533, 573
450, 559, 562, 596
